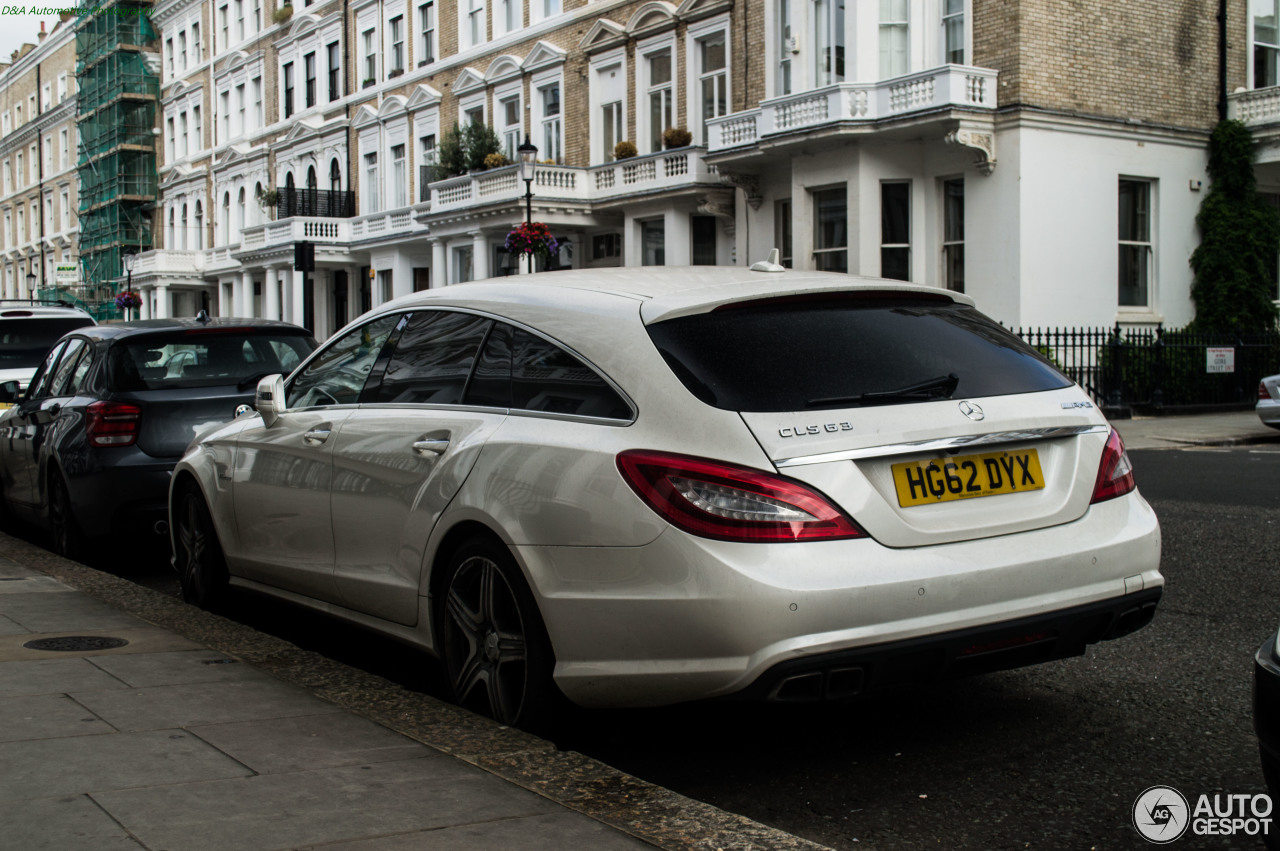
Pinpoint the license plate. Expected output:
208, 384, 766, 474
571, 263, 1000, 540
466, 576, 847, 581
892, 449, 1045, 507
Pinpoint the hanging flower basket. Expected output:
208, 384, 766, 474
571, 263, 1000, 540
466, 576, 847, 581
504, 222, 559, 263
115, 291, 142, 311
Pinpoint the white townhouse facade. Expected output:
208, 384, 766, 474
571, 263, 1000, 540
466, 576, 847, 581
128, 1, 1274, 338
0, 19, 83, 304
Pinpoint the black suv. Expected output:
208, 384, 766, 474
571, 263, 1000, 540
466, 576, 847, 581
0, 317, 316, 557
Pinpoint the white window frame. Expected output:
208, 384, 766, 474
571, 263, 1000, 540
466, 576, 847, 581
459, 93, 487, 128
418, 2, 436, 65
533, 70, 564, 165
775, 0, 793, 97
637, 34, 677, 155
461, 0, 487, 51
686, 16, 731, 147
1118, 177, 1156, 312
391, 143, 407, 208
590, 50, 627, 164
494, 0, 519, 38
1254, 0, 1280, 88
941, 0, 966, 64
496, 84, 523, 160
940, 176, 964, 293
814, 0, 846, 86
879, 0, 908, 79
880, 179, 911, 280
531, 0, 561, 25
389, 15, 405, 74
363, 28, 378, 84
365, 151, 380, 213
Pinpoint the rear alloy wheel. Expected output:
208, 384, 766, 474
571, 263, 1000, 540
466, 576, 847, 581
48, 474, 85, 560
437, 537, 556, 731
174, 482, 229, 609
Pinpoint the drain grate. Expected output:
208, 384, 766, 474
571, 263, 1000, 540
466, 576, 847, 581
23, 636, 129, 652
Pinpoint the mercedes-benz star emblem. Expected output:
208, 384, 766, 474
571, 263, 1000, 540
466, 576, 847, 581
958, 401, 985, 421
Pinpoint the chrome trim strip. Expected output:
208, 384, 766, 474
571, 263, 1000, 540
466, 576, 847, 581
773, 425, 1110, 468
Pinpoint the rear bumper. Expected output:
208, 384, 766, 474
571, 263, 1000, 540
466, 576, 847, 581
738, 588, 1160, 701
1259, 398, 1280, 431
66, 454, 175, 539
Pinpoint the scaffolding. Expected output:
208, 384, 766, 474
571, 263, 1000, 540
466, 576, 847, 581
76, 1, 159, 299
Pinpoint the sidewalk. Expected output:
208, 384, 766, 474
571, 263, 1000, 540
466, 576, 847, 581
1113, 408, 1280, 450
0, 533, 829, 851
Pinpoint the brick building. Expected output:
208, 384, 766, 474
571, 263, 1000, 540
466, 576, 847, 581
0, 18, 83, 304
122, 1, 1277, 334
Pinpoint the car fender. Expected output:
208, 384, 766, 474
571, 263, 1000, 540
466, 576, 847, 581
171, 415, 255, 566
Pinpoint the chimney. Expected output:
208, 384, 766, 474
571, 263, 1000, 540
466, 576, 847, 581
38, 21, 46, 41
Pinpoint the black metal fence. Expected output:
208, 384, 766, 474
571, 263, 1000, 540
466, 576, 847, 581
275, 187, 356, 219
1014, 325, 1280, 415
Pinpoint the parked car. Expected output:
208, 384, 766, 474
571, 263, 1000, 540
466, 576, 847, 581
1259, 374, 1280, 430
0, 300, 95, 395
1256, 622, 1280, 849
170, 263, 1163, 730
0, 316, 316, 557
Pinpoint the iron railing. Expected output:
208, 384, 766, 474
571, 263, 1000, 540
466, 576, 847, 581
1014, 325, 1280, 414
275, 187, 356, 219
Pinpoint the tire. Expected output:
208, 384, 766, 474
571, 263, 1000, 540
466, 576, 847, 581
173, 481, 229, 609
436, 536, 557, 731
47, 473, 85, 561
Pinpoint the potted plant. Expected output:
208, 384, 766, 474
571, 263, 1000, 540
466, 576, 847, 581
613, 140, 637, 160
362, 78, 376, 88
505, 222, 559, 265
662, 127, 692, 149
115, 290, 141, 319
483, 152, 508, 171
256, 187, 280, 208
273, 2, 293, 24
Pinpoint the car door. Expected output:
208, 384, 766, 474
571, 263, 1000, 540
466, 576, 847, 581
230, 314, 402, 601
329, 310, 507, 625
2, 340, 69, 507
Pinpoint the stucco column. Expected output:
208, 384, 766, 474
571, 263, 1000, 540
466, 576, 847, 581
240, 271, 255, 317
470, 231, 489, 280
314, 269, 331, 340
665, 210, 691, 267
139, 286, 151, 320
346, 266, 360, 318
291, 270, 305, 328
392, 250, 413, 299
154, 284, 170, 319
264, 266, 280, 322
430, 240, 446, 288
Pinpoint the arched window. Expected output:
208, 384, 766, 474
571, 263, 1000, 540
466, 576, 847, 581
180, 203, 188, 250
168, 207, 175, 249
222, 191, 231, 244
330, 158, 342, 192
237, 187, 246, 239
253, 181, 264, 226
307, 165, 317, 189
195, 201, 204, 250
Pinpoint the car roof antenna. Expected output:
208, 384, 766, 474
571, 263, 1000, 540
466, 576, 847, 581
194, 309, 211, 325
750, 248, 786, 273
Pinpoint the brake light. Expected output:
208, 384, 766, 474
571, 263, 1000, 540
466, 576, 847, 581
87, 401, 141, 447
1262, 381, 1272, 402
616, 450, 865, 542
1090, 429, 1135, 503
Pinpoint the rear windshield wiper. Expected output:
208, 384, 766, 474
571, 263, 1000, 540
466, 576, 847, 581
806, 373, 960, 408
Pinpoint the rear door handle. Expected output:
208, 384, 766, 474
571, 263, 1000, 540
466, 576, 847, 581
411, 438, 450, 456
302, 428, 331, 446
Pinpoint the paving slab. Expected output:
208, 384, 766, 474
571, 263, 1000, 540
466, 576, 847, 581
0, 558, 40, 579
0, 625, 202, 661
188, 711, 438, 774
92, 759, 557, 851
71, 678, 345, 732
0, 692, 116, 742
0, 591, 149, 632
0, 575, 68, 594
0, 794, 145, 851
0, 612, 29, 636
312, 810, 656, 850
0, 656, 130, 697
0, 728, 252, 801
86, 649, 277, 689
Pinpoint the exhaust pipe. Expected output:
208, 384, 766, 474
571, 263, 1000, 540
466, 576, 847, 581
154, 520, 168, 536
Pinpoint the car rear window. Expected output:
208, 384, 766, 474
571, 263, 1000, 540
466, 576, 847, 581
646, 296, 1072, 412
0, 317, 95, 369
108, 330, 316, 391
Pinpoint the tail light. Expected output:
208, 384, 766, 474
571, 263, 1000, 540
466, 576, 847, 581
1090, 429, 1135, 504
616, 450, 865, 543
87, 401, 141, 447
1263, 381, 1273, 402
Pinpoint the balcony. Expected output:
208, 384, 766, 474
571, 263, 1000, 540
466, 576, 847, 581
131, 249, 206, 277
430, 163, 589, 214
589, 148, 721, 203
240, 217, 353, 253
351, 208, 422, 242
707, 65, 999, 154
275, 187, 356, 219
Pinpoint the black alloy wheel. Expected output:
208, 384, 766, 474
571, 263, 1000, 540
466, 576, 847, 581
437, 537, 556, 731
48, 474, 85, 560
174, 482, 229, 609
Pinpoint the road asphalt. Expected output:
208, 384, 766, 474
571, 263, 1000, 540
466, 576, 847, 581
0, 408, 1275, 851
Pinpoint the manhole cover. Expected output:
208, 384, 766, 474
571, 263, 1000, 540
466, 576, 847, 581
23, 636, 129, 652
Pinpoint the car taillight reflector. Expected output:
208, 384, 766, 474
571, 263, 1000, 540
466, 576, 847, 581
87, 401, 141, 447
616, 450, 865, 543
1090, 429, 1135, 504
1262, 381, 1272, 402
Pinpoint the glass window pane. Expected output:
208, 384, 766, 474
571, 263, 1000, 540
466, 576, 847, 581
881, 183, 910, 244
288, 315, 398, 407
1118, 245, 1149, 306
650, 50, 671, 85
374, 311, 491, 405
510, 329, 629, 418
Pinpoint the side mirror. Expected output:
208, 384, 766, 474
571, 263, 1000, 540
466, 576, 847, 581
255, 374, 286, 428
0, 380, 20, 404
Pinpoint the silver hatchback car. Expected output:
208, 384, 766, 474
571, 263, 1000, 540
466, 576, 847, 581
171, 265, 1162, 729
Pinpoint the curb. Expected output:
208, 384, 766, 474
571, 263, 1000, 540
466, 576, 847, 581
0, 530, 833, 851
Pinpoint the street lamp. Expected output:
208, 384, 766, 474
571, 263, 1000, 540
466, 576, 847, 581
25, 270, 35, 302
517, 134, 538, 273
123, 252, 137, 319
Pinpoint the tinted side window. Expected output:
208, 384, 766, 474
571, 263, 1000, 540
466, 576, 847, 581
463, 322, 511, 408
49, 338, 88, 396
509, 328, 631, 419
26, 341, 67, 399
374, 311, 492, 405
288, 314, 401, 408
